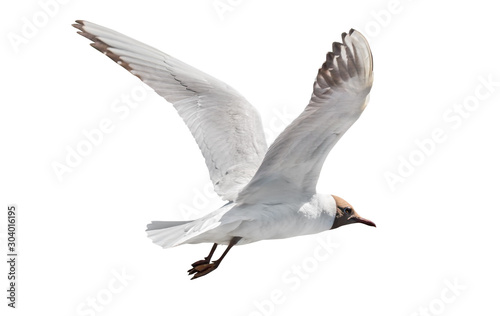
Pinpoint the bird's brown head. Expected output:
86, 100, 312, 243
331, 195, 376, 229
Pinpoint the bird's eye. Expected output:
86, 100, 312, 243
342, 207, 352, 214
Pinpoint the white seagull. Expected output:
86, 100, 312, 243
74, 20, 375, 279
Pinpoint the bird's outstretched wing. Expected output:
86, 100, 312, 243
237, 29, 373, 203
73, 20, 267, 201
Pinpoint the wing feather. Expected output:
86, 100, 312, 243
73, 20, 268, 201
238, 29, 373, 203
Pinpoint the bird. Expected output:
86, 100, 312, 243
73, 20, 376, 279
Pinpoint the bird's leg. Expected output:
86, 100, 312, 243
189, 236, 242, 280
187, 243, 218, 274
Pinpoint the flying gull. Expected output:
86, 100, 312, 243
73, 20, 375, 279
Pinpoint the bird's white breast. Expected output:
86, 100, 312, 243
228, 193, 336, 244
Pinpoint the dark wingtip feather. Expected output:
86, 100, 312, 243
332, 42, 342, 55
312, 29, 372, 98
74, 21, 142, 80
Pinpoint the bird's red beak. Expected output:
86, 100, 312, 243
353, 216, 376, 227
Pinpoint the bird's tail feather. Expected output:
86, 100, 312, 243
146, 220, 194, 249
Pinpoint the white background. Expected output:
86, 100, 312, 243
1, 0, 499, 315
